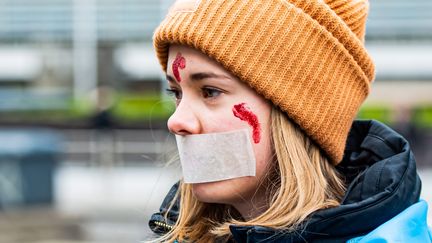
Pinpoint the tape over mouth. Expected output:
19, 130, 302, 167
175, 129, 256, 183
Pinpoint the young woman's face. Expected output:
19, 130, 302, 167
166, 45, 273, 215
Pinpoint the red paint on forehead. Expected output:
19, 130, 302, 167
172, 52, 186, 82
232, 103, 261, 144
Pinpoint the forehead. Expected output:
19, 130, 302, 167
167, 45, 223, 71
167, 45, 246, 85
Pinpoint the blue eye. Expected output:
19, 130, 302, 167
165, 88, 182, 100
202, 87, 222, 98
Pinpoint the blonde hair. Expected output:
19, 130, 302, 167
153, 106, 346, 242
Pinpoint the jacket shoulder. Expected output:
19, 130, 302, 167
347, 200, 432, 243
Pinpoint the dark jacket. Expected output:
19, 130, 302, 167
149, 120, 429, 242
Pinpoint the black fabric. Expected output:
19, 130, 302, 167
148, 181, 180, 235
149, 120, 422, 242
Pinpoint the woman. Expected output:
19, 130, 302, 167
149, 0, 431, 242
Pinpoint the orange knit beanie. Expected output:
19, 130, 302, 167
153, 0, 375, 164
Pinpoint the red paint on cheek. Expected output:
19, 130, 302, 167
232, 103, 261, 144
172, 52, 186, 82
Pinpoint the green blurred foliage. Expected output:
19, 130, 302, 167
0, 97, 88, 123
412, 105, 432, 129
357, 104, 394, 125
111, 93, 174, 122
0, 92, 175, 124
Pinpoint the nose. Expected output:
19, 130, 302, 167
167, 101, 201, 136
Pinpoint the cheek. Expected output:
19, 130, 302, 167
254, 136, 273, 176
230, 102, 272, 174
252, 113, 273, 176
204, 113, 244, 132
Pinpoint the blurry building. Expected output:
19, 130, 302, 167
366, 0, 432, 103
0, 0, 167, 119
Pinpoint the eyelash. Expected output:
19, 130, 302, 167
165, 87, 223, 100
165, 88, 182, 100
202, 87, 222, 99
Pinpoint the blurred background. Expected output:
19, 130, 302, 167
0, 0, 431, 242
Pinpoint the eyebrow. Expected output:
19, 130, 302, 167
166, 72, 232, 83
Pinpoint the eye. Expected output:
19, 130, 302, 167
202, 87, 222, 99
165, 88, 182, 100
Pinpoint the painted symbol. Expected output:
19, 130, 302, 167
232, 103, 261, 144
172, 52, 186, 82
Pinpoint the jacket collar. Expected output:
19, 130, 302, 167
230, 120, 421, 242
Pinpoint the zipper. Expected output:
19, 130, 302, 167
153, 220, 174, 231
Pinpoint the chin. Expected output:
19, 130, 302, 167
191, 182, 217, 203
191, 177, 256, 204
